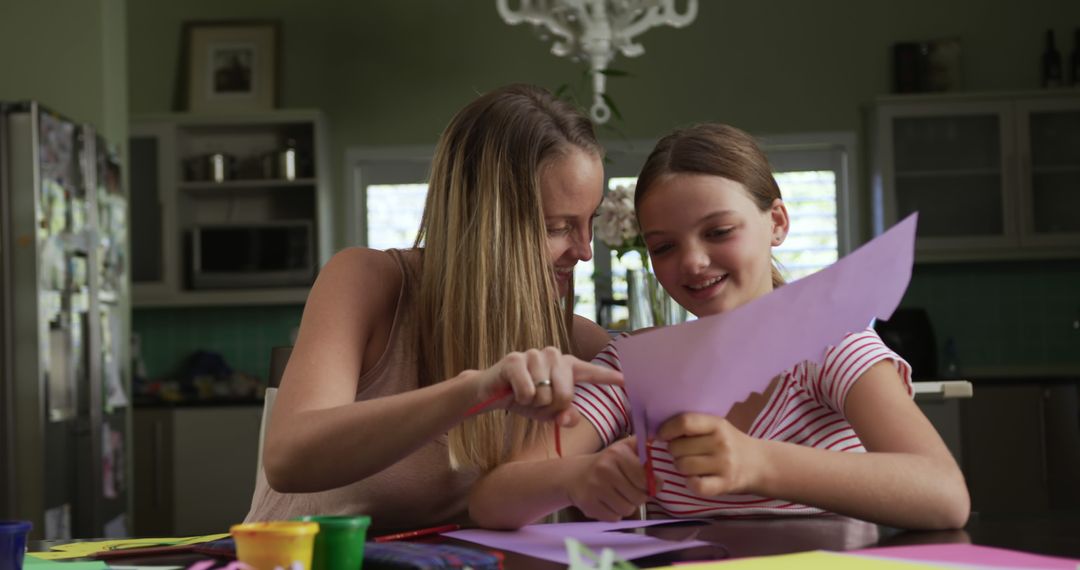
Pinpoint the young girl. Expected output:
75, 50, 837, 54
247, 85, 622, 532
470, 123, 970, 530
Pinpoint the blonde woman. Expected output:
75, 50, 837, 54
246, 84, 621, 531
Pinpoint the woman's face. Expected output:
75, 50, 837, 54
638, 173, 788, 317
540, 148, 604, 298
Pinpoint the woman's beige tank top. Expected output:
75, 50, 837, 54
244, 249, 476, 532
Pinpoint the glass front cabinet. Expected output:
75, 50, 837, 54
1018, 97, 1080, 246
873, 91, 1080, 261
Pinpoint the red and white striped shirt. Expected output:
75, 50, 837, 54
572, 328, 913, 518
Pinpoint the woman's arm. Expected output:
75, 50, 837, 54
472, 337, 652, 529
468, 418, 649, 529
264, 249, 621, 493
658, 361, 970, 529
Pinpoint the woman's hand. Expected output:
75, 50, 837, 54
464, 347, 623, 425
567, 436, 650, 522
657, 413, 763, 497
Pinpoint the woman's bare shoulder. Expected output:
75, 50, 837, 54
307, 247, 405, 313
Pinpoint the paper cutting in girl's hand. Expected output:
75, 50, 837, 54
616, 213, 917, 455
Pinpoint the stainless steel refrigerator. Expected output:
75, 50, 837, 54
0, 102, 131, 539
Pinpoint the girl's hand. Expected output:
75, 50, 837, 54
568, 436, 650, 522
465, 347, 624, 425
657, 413, 762, 497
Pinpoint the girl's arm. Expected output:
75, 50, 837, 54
264, 248, 622, 493
658, 361, 970, 530
468, 417, 650, 529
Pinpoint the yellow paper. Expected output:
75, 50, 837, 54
23, 558, 108, 569
28, 533, 230, 560
649, 550, 954, 569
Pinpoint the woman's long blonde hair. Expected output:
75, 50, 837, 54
635, 123, 786, 289
414, 84, 602, 472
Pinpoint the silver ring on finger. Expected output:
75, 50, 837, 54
534, 379, 552, 388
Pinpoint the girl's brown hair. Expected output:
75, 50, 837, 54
415, 84, 602, 472
635, 123, 785, 289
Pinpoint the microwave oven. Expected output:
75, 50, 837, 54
190, 221, 315, 289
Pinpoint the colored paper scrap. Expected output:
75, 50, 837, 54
655, 550, 951, 569
22, 559, 108, 570
529, 519, 707, 535
28, 534, 229, 560
852, 543, 1080, 569
446, 521, 710, 565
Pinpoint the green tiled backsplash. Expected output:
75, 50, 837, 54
903, 259, 1080, 373
134, 305, 304, 383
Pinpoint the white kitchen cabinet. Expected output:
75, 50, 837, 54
872, 90, 1080, 261
133, 406, 262, 535
128, 110, 331, 307
1016, 97, 1080, 246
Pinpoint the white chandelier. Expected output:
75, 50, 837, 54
497, 0, 698, 124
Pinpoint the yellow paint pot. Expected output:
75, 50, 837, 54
231, 521, 320, 570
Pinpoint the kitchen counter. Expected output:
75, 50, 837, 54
913, 380, 973, 399
133, 397, 263, 407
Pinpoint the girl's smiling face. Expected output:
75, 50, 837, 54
638, 173, 789, 317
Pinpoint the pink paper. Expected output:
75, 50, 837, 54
852, 543, 1080, 569
616, 213, 917, 454
528, 518, 707, 535
446, 521, 710, 564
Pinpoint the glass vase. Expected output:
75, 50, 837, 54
627, 268, 687, 329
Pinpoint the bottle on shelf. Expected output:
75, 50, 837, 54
280, 138, 297, 181
1041, 29, 1063, 88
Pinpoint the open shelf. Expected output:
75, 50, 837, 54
129, 110, 330, 308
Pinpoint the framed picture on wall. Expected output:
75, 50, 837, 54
183, 21, 279, 113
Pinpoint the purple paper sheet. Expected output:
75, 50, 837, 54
851, 543, 1080, 569
446, 521, 710, 564
527, 518, 706, 535
616, 213, 917, 455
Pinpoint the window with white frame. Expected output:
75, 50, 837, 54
345, 150, 433, 250
346, 146, 610, 321
764, 136, 854, 283
345, 133, 856, 329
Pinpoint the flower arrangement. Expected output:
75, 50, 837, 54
594, 183, 683, 327
594, 183, 647, 265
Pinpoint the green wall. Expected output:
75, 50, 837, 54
127, 1, 1078, 137
127, 0, 1080, 248
0, 0, 127, 145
